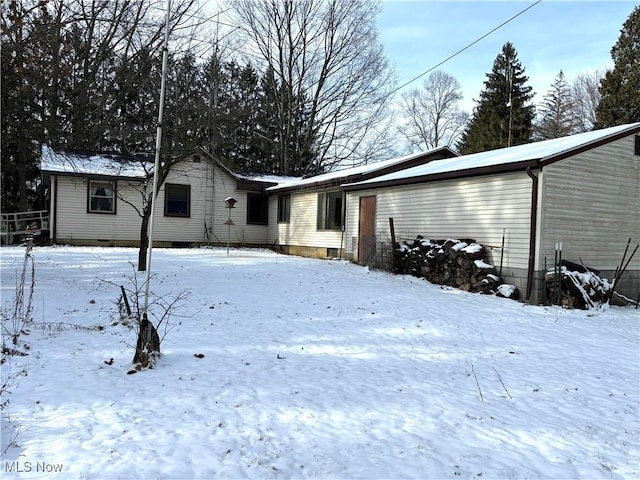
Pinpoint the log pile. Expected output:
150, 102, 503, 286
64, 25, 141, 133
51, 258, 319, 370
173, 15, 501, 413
394, 236, 519, 299
545, 260, 612, 309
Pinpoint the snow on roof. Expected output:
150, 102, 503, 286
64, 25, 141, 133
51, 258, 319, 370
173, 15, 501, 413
267, 147, 454, 192
40, 145, 298, 186
236, 172, 301, 185
345, 123, 640, 189
40, 144, 153, 178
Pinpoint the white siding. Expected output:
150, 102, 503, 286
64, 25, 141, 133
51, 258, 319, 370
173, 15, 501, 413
539, 135, 640, 271
346, 172, 533, 270
153, 159, 215, 243
55, 176, 142, 242
54, 156, 270, 245
272, 190, 343, 249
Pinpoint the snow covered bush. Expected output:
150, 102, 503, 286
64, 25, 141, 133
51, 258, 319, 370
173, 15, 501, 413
545, 262, 612, 309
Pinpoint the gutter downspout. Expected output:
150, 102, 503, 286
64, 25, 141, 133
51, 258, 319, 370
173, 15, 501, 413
525, 167, 539, 302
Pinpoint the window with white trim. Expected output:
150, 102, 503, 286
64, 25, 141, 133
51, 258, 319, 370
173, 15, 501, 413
317, 191, 343, 231
88, 180, 116, 214
277, 195, 290, 223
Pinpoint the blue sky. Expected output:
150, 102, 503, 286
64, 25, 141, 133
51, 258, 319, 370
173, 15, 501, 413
376, 0, 636, 111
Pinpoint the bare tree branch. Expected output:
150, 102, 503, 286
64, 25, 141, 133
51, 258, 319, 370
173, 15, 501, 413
571, 69, 604, 133
230, 0, 395, 174
398, 71, 468, 152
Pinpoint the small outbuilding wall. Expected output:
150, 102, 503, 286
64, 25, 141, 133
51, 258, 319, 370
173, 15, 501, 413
345, 171, 534, 294
537, 134, 640, 301
343, 124, 640, 304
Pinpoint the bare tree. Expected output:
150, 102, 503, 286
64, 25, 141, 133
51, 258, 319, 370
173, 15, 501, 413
114, 156, 178, 272
571, 69, 604, 132
398, 70, 468, 152
230, 0, 395, 175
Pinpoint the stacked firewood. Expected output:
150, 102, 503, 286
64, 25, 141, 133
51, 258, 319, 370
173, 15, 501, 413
394, 236, 519, 299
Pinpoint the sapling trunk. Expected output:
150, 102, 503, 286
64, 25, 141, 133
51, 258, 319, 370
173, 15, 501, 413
133, 314, 160, 368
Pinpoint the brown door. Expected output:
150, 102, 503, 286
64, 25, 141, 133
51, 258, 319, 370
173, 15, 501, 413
358, 196, 376, 265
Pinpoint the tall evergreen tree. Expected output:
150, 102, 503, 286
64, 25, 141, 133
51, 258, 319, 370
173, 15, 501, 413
457, 42, 535, 154
1, 1, 49, 212
1, 0, 200, 214
535, 70, 575, 140
595, 5, 640, 128
214, 62, 271, 172
112, 46, 159, 153
164, 52, 209, 155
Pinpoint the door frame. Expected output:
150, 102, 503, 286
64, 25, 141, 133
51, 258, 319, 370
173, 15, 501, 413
357, 195, 377, 265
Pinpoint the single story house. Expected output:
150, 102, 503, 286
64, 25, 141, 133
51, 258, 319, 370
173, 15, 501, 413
266, 147, 457, 258
37, 123, 639, 304
40, 146, 295, 248
341, 122, 640, 303
40, 145, 456, 251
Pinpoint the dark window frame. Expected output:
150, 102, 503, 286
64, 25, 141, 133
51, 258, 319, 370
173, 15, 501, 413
277, 195, 291, 223
635, 135, 640, 156
164, 183, 191, 218
317, 191, 344, 231
247, 192, 268, 225
87, 179, 116, 214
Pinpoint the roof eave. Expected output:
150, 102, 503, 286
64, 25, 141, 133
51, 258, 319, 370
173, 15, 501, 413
41, 169, 147, 182
540, 124, 640, 166
269, 147, 458, 194
342, 159, 541, 191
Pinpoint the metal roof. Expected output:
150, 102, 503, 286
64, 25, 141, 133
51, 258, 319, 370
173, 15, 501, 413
343, 123, 640, 191
267, 146, 457, 193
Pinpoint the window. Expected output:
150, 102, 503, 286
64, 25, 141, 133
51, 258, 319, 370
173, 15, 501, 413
247, 193, 268, 225
88, 180, 116, 214
277, 195, 290, 223
635, 135, 640, 156
317, 191, 343, 231
164, 184, 190, 217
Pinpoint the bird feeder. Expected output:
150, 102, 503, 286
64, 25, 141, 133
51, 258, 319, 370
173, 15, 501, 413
224, 197, 237, 254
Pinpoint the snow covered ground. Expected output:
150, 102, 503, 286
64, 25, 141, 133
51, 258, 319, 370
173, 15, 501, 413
1, 246, 638, 479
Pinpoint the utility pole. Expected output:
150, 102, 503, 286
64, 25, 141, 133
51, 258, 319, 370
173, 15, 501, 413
143, 0, 171, 318
506, 60, 513, 147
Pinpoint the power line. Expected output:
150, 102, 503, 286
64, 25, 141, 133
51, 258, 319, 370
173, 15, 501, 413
389, 0, 542, 96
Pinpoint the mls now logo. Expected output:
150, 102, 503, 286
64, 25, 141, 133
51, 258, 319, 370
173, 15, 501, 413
4, 461, 64, 473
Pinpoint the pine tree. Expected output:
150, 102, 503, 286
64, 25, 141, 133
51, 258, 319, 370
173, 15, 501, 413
223, 63, 273, 173
535, 70, 575, 140
595, 5, 640, 128
1, 1, 49, 212
457, 42, 535, 154
113, 46, 159, 153
164, 52, 209, 156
